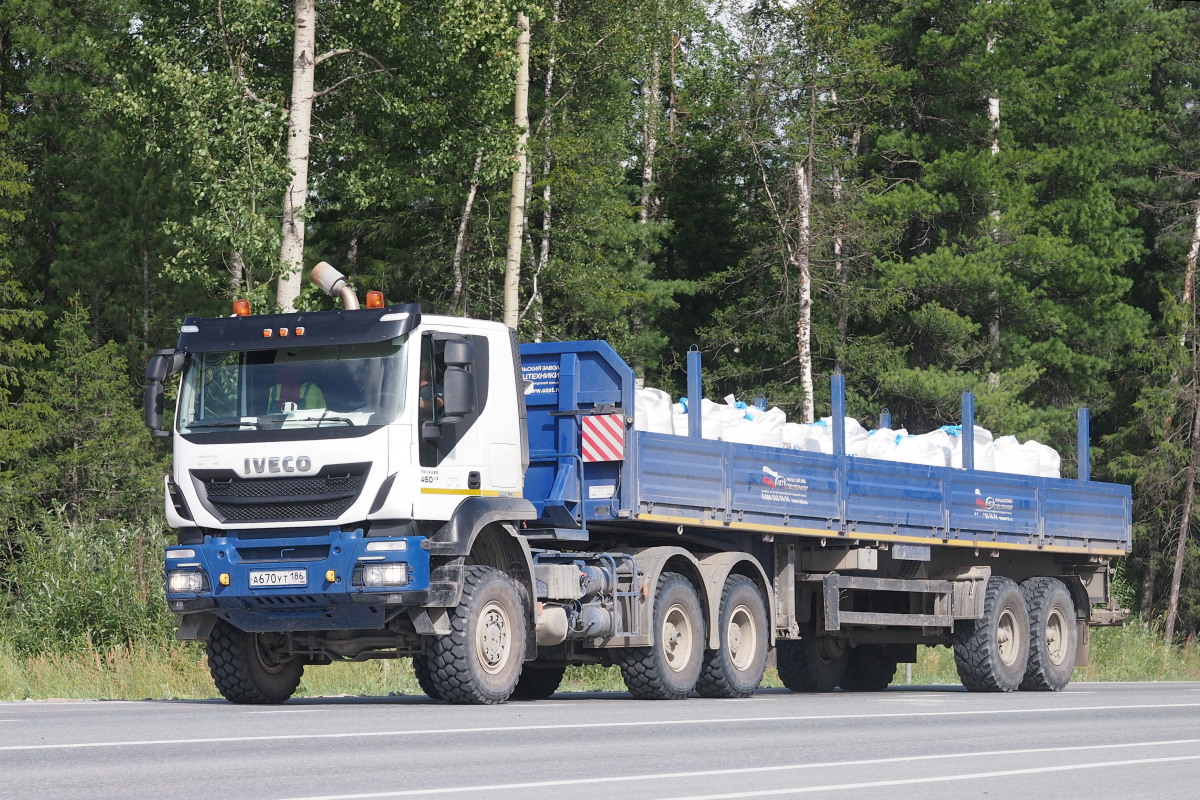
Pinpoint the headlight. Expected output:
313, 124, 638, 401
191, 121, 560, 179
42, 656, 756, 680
361, 563, 409, 587
167, 570, 208, 593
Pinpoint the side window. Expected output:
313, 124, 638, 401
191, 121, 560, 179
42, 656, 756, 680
419, 334, 446, 467
418, 331, 489, 467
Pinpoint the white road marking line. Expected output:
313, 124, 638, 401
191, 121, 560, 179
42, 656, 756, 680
663, 755, 1200, 799
269, 739, 1200, 800
247, 710, 324, 715
1, 702, 1198, 752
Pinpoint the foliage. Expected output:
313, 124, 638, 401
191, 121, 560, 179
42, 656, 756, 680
0, 298, 165, 522
0, 511, 175, 654
0, 110, 47, 401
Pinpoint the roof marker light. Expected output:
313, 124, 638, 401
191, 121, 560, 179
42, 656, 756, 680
262, 329, 273, 338
295, 326, 306, 336
232, 299, 251, 316
366, 291, 385, 309
279, 328, 289, 337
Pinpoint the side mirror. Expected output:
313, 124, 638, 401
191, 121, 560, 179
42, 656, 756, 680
144, 349, 183, 437
442, 338, 474, 368
442, 366, 476, 418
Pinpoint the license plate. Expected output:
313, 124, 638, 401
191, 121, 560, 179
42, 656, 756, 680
249, 569, 308, 588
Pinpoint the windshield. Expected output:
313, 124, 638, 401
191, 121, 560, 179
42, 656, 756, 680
177, 337, 409, 433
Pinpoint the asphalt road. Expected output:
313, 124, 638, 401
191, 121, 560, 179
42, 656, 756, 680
2, 681, 1199, 800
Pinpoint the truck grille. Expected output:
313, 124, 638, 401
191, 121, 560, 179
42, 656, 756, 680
192, 463, 369, 523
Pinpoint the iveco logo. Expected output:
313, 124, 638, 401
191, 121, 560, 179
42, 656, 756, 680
243, 456, 313, 475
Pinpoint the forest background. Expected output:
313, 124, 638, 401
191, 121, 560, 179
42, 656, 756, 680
1, 0, 1199, 672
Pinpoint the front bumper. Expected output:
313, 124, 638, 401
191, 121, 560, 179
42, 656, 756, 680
164, 527, 431, 632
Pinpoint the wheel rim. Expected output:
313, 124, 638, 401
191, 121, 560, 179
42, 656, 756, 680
662, 602, 695, 673
727, 604, 757, 672
476, 599, 512, 676
253, 633, 291, 675
1045, 606, 1068, 667
997, 607, 1019, 667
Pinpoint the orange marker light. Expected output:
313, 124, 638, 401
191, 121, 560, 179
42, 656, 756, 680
262, 329, 272, 338
279, 328, 289, 337
366, 291, 385, 309
295, 327, 306, 336
232, 299, 251, 316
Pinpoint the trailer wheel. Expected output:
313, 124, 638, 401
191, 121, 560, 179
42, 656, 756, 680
954, 576, 1030, 692
697, 575, 768, 698
619, 572, 704, 700
511, 664, 567, 700
206, 620, 303, 704
411, 655, 443, 701
775, 626, 847, 693
839, 645, 898, 692
1020, 577, 1077, 691
425, 565, 527, 704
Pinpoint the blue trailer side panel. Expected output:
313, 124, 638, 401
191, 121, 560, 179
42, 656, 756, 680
518, 341, 1132, 556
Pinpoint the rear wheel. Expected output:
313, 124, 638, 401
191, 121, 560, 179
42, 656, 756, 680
206, 620, 303, 704
619, 572, 704, 700
1020, 577, 1077, 691
776, 625, 847, 693
954, 576, 1030, 692
425, 566, 527, 704
839, 645, 898, 692
698, 575, 768, 698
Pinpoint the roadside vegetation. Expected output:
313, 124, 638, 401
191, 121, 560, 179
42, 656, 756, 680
2, 623, 1197, 702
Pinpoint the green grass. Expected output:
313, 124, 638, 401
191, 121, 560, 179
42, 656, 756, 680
1, 623, 1197, 702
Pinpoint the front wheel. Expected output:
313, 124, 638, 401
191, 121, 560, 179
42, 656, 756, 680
954, 576, 1030, 692
425, 565, 527, 704
1020, 577, 1077, 691
206, 620, 304, 704
619, 572, 704, 700
698, 575, 768, 698
511, 664, 568, 700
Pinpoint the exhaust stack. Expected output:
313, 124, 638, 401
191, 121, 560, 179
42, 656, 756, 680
310, 262, 360, 310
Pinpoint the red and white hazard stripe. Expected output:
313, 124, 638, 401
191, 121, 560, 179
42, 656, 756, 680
581, 414, 625, 462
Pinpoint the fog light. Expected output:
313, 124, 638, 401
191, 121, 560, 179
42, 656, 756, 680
167, 571, 207, 593
362, 563, 409, 587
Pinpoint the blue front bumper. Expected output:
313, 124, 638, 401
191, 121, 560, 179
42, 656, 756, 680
164, 527, 432, 632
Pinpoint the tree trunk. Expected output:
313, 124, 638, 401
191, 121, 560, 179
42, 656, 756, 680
227, 249, 245, 295
524, 0, 560, 343
639, 49, 660, 225
987, 31, 1002, 358
795, 157, 814, 424
1164, 374, 1199, 644
1165, 197, 1200, 644
276, 0, 317, 312
450, 151, 483, 316
502, 11, 531, 330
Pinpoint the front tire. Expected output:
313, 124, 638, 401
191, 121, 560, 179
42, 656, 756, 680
206, 620, 303, 704
776, 625, 848, 693
954, 576, 1030, 692
698, 575, 768, 698
425, 565, 527, 704
619, 572, 704, 700
1020, 577, 1078, 691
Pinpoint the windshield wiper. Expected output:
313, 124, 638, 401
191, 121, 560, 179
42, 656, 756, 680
186, 419, 264, 431
314, 414, 354, 427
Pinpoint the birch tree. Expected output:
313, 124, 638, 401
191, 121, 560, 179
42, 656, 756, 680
502, 12, 531, 329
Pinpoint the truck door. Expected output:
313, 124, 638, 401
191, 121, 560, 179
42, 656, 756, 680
414, 330, 491, 520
